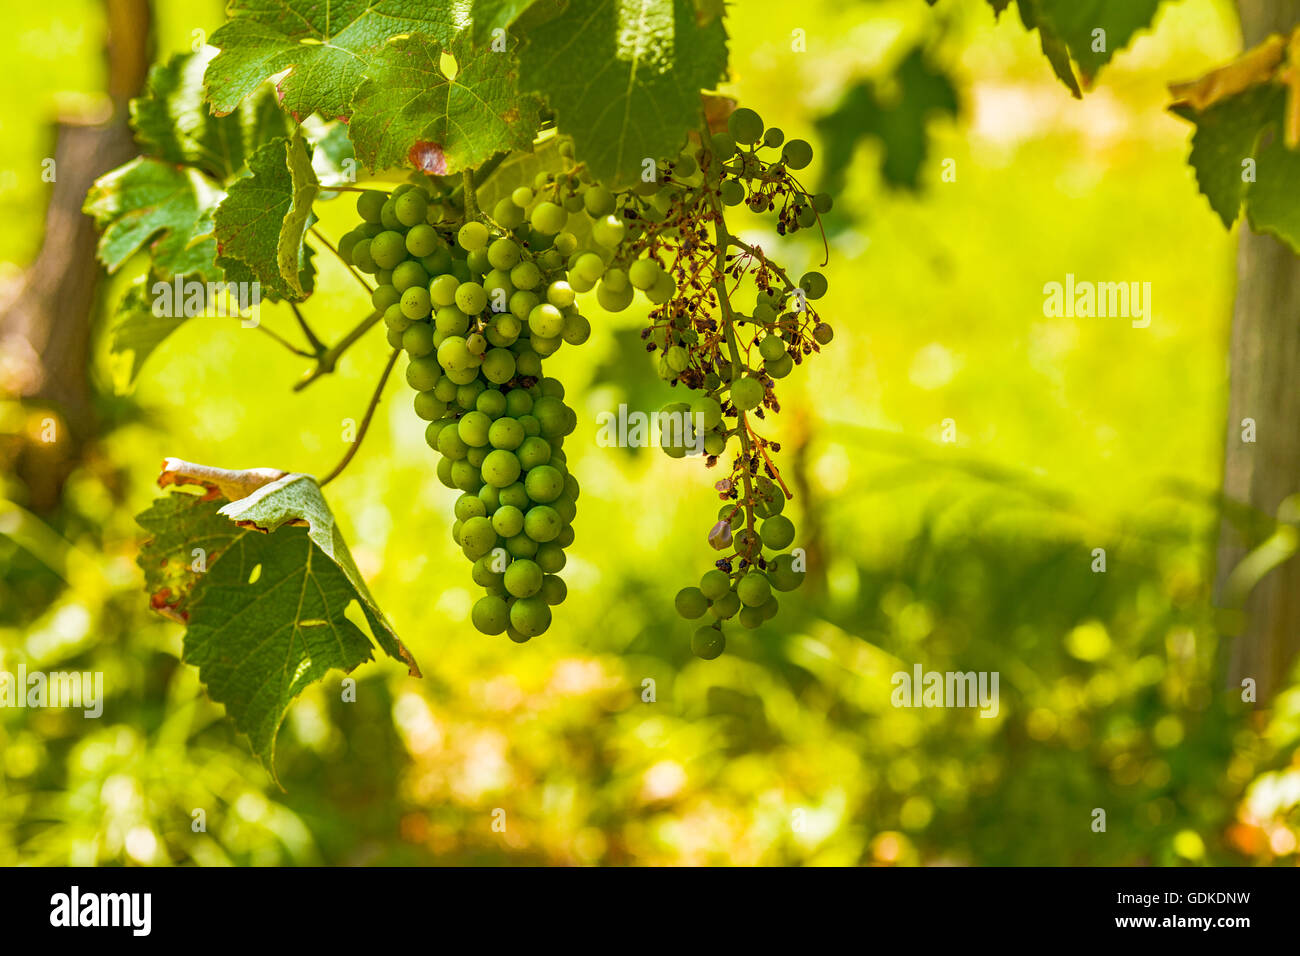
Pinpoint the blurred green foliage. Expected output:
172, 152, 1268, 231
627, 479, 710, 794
4, 0, 1300, 866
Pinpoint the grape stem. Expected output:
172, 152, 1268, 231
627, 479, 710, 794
293, 309, 384, 392
462, 168, 478, 219
311, 227, 376, 297
318, 347, 401, 487
706, 190, 759, 554
726, 236, 798, 293
288, 301, 326, 355
253, 322, 314, 357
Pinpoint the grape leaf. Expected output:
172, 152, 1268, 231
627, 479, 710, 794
108, 275, 192, 391
137, 459, 419, 776
517, 0, 729, 187
815, 48, 958, 192
213, 130, 320, 300
1244, 123, 1300, 251
350, 33, 542, 175
83, 157, 223, 281
203, 0, 458, 121
1034, 0, 1164, 82
132, 48, 291, 181
469, 0, 563, 46
1172, 84, 1284, 228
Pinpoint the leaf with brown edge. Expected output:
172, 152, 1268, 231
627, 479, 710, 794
1169, 33, 1288, 112
136, 458, 420, 778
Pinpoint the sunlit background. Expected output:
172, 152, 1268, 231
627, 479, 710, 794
3, 0, 1299, 865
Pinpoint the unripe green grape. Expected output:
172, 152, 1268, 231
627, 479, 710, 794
482, 448, 522, 488
511, 186, 534, 207
508, 290, 539, 321
458, 221, 489, 251
516, 350, 543, 377
402, 323, 435, 357
471, 555, 502, 590
437, 336, 474, 371
494, 197, 525, 229
375, 269, 395, 289
765, 354, 793, 378
703, 430, 727, 456
524, 465, 564, 503
761, 514, 796, 550
731, 375, 765, 411
516, 435, 551, 470
517, 415, 540, 438
563, 192, 585, 213
734, 529, 761, 558
466, 332, 488, 356
455, 493, 488, 522
591, 214, 626, 249
812, 193, 833, 214
371, 283, 400, 313
434, 304, 469, 335
540, 574, 567, 606
488, 237, 521, 271
546, 280, 576, 309
338, 230, 364, 262
400, 286, 432, 320
728, 107, 764, 145
583, 184, 614, 217
384, 303, 412, 332
393, 260, 429, 294
454, 378, 483, 404
530, 201, 566, 235
371, 231, 407, 270
436, 455, 456, 488
506, 533, 539, 559
665, 345, 689, 373
394, 190, 428, 227
505, 390, 533, 417
458, 410, 492, 447
499, 481, 529, 510
554, 232, 579, 257
720, 179, 745, 206
796, 205, 818, 229
450, 519, 463, 545
758, 335, 786, 362
699, 569, 731, 600
510, 260, 541, 290
738, 606, 764, 629
481, 347, 517, 384
762, 127, 785, 149
455, 281, 487, 315
535, 542, 566, 574
782, 139, 813, 170
460, 516, 497, 559
476, 388, 507, 418
647, 272, 677, 306
524, 505, 561, 542
813, 322, 834, 344
426, 418, 452, 450
357, 190, 387, 223
596, 280, 634, 312
573, 252, 605, 283
528, 303, 564, 338
761, 595, 780, 620
510, 596, 551, 637
799, 271, 828, 299
532, 396, 572, 438
675, 153, 698, 178
453, 462, 485, 498
489, 417, 524, 450
692, 625, 725, 660
467, 445, 489, 468
753, 478, 785, 517
479, 483, 500, 513
492, 504, 525, 538
737, 572, 771, 607
423, 247, 454, 275
561, 312, 591, 345
472, 595, 510, 635
536, 376, 565, 398
628, 258, 661, 291
676, 587, 708, 619
413, 390, 447, 421
504, 558, 543, 598
430, 273, 460, 307
710, 590, 741, 619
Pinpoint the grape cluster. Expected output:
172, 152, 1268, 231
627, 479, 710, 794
338, 183, 588, 641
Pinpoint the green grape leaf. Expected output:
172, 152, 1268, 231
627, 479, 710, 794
350, 33, 542, 175
213, 130, 320, 300
108, 275, 191, 391
1244, 125, 1300, 252
137, 459, 419, 776
203, 0, 458, 121
311, 122, 358, 188
469, 0, 562, 46
517, 0, 729, 187
1011, 0, 1166, 95
132, 49, 291, 181
1172, 84, 1285, 228
83, 157, 223, 281
815, 48, 958, 192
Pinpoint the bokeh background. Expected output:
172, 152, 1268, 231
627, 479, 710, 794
3, 0, 1299, 865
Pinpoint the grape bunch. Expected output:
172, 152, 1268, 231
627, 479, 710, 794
337, 183, 590, 641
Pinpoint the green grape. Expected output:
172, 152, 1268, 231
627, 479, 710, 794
434, 305, 469, 336
482, 448, 522, 488
458, 221, 489, 251
535, 542, 566, 573
455, 281, 488, 315
628, 258, 662, 291
799, 271, 828, 299
759, 335, 786, 362
762, 127, 785, 149
492, 505, 525, 538
601, 267, 629, 292
504, 558, 543, 598
511, 186, 534, 207
690, 396, 723, 429
524, 505, 561, 542
728, 107, 764, 145
488, 237, 521, 271
675, 587, 708, 619
720, 179, 745, 206
384, 304, 411, 333
737, 572, 771, 607
518, 414, 541, 437
524, 465, 564, 503
426, 419, 452, 450
479, 483, 501, 513
583, 184, 615, 217
436, 456, 456, 488
710, 590, 741, 619
537, 376, 565, 398
753, 478, 785, 517
413, 391, 447, 421
572, 252, 605, 283
692, 625, 725, 660
510, 596, 552, 637
528, 303, 565, 338
761, 514, 796, 550
357, 190, 387, 223
451, 460, 482, 493
591, 214, 626, 249
562, 313, 592, 346
456, 380, 484, 408
472, 595, 510, 635
546, 280, 576, 309
402, 323, 435, 357
710, 132, 737, 159
734, 529, 761, 558
460, 515, 498, 558
730, 375, 765, 411
505, 390, 533, 417
782, 139, 813, 169
532, 396, 572, 438
466, 446, 489, 467
437, 423, 469, 460
814, 322, 834, 345
371, 231, 407, 270
700, 569, 731, 600
393, 260, 429, 294
406, 357, 441, 392
761, 595, 780, 620
517, 435, 552, 470
765, 354, 794, 378
666, 346, 689, 373
338, 230, 364, 262
796, 206, 818, 229
506, 534, 539, 559
437, 336, 476, 372
400, 287, 432, 320
481, 348, 517, 384
455, 493, 488, 522
738, 606, 764, 629
530, 201, 566, 235
704, 431, 727, 456
489, 417, 525, 450
540, 574, 567, 606
372, 284, 400, 312
395, 190, 428, 227
430, 274, 461, 307
457, 410, 492, 447
510, 261, 541, 290
494, 197, 525, 229
596, 280, 635, 312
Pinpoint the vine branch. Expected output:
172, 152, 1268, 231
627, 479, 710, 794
318, 347, 401, 487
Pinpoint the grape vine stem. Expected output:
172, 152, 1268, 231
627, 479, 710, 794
318, 347, 401, 487
293, 309, 383, 392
